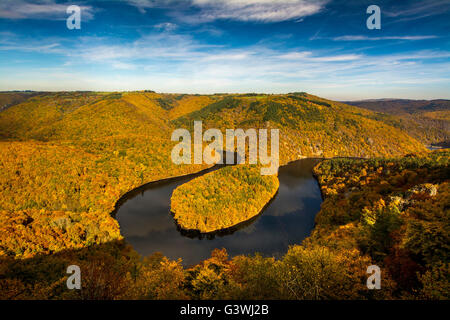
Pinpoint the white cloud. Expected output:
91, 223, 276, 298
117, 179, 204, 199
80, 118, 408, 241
383, 0, 449, 18
125, 0, 153, 13
0, 0, 94, 20
278, 52, 312, 59
191, 0, 329, 22
309, 54, 361, 62
201, 52, 249, 61
332, 35, 439, 41
0, 41, 63, 53
125, 0, 181, 13
1, 31, 449, 99
111, 61, 137, 70
126, 0, 329, 23
154, 22, 177, 31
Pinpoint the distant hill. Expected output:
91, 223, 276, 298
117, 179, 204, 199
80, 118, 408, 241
173, 93, 427, 162
0, 91, 446, 300
344, 99, 450, 147
0, 90, 429, 263
343, 98, 450, 115
0, 91, 427, 216
0, 92, 426, 160
0, 92, 43, 112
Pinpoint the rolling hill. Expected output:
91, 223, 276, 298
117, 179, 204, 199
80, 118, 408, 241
0, 92, 43, 112
0, 91, 427, 258
0, 91, 446, 300
344, 99, 450, 147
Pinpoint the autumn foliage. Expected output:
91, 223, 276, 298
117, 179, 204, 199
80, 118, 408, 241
171, 165, 279, 233
0, 91, 444, 300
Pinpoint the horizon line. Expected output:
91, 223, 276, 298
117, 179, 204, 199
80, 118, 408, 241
1, 90, 450, 102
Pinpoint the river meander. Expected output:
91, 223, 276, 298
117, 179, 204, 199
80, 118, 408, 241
114, 158, 323, 266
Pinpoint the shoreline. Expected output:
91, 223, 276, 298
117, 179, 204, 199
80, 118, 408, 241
170, 187, 280, 238
110, 163, 215, 217
110, 154, 398, 235
112, 156, 323, 236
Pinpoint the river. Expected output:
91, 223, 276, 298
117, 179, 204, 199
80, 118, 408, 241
114, 158, 323, 266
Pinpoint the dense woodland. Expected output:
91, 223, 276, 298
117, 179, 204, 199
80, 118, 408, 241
2, 151, 447, 300
0, 92, 42, 112
173, 92, 426, 163
0, 91, 447, 299
311, 150, 449, 299
345, 99, 450, 147
171, 165, 279, 233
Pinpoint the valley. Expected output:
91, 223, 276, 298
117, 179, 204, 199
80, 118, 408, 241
345, 99, 450, 148
0, 91, 447, 300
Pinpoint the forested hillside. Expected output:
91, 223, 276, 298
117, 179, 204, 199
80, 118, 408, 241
174, 93, 426, 164
171, 165, 279, 233
345, 99, 450, 147
0, 91, 427, 256
0, 91, 441, 300
1, 150, 447, 300
0, 92, 41, 112
311, 150, 449, 299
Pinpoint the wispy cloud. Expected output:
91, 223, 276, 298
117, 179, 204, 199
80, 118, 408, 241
279, 51, 361, 61
191, 0, 329, 23
332, 35, 439, 41
125, 0, 179, 14
111, 61, 137, 70
154, 22, 177, 31
0, 0, 94, 20
2, 30, 448, 96
126, 0, 329, 23
309, 54, 362, 62
383, 0, 449, 18
382, 0, 450, 25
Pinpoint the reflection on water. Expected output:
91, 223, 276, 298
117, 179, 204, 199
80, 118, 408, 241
427, 145, 444, 151
115, 158, 323, 266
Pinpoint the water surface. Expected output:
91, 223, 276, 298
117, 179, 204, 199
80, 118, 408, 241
115, 158, 323, 266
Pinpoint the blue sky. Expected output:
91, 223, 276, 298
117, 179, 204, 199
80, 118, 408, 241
0, 0, 449, 100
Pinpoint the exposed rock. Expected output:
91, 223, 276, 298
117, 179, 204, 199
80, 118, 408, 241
389, 195, 411, 211
407, 183, 438, 198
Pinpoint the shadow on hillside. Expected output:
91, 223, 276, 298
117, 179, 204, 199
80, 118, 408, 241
0, 240, 148, 300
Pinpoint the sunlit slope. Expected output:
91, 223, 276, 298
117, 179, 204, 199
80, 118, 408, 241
0, 92, 41, 112
345, 99, 450, 146
0, 91, 427, 160
174, 93, 427, 164
0, 92, 212, 257
0, 92, 103, 139
0, 92, 213, 140
168, 95, 216, 119
0, 92, 170, 140
309, 150, 449, 298
0, 91, 428, 257
171, 164, 279, 233
0, 91, 204, 179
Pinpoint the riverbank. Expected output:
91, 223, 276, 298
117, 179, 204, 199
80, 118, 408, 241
113, 155, 363, 235
4, 151, 446, 300
112, 152, 420, 237
114, 157, 322, 265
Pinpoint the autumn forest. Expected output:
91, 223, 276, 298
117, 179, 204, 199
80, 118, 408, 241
0, 91, 448, 300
